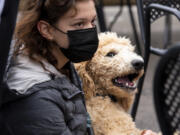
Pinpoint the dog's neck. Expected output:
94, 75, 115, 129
96, 93, 118, 102
116, 96, 135, 112
95, 88, 134, 112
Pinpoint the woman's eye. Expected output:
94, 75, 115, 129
91, 19, 97, 26
74, 22, 84, 28
106, 52, 116, 57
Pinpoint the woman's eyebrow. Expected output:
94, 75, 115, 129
73, 18, 87, 21
73, 15, 97, 21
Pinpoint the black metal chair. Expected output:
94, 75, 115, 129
153, 44, 180, 135
131, 0, 180, 120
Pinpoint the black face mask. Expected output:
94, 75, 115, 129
52, 25, 99, 63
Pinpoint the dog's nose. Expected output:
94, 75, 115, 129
131, 60, 144, 70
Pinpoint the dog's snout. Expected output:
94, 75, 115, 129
131, 60, 144, 70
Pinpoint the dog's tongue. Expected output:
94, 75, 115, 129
117, 77, 134, 86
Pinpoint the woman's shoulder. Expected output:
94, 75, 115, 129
1, 77, 87, 135
1, 82, 71, 135
5, 54, 65, 94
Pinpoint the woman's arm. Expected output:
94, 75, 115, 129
1, 89, 72, 135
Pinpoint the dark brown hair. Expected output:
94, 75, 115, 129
15, 0, 94, 69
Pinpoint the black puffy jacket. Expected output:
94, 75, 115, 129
0, 55, 92, 135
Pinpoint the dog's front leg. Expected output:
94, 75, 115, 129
86, 96, 142, 135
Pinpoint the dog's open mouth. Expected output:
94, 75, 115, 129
112, 73, 139, 90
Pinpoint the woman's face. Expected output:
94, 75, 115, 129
52, 0, 97, 49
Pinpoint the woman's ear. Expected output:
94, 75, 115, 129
37, 20, 54, 40
75, 62, 95, 100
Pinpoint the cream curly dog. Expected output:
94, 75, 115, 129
75, 32, 144, 135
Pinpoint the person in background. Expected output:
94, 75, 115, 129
0, 0, 158, 135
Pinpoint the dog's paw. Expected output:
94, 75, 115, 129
141, 130, 158, 135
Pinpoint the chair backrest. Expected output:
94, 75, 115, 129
153, 44, 180, 135
137, 0, 180, 43
142, 0, 180, 22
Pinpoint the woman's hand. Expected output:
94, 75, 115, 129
141, 130, 158, 135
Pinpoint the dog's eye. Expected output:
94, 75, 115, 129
106, 52, 116, 57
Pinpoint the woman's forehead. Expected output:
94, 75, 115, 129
62, 0, 96, 20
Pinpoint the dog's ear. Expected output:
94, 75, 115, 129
75, 62, 95, 100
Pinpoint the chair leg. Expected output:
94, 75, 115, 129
131, 41, 151, 120
95, 0, 107, 32
131, 75, 145, 120
127, 0, 142, 55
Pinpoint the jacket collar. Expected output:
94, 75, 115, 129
5, 54, 64, 94
2, 55, 83, 104
26, 62, 83, 100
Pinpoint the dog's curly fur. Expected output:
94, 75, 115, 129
75, 32, 144, 135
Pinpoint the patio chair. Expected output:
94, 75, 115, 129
153, 44, 180, 135
131, 0, 180, 120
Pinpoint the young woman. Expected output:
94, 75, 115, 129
0, 0, 158, 135
1, 0, 98, 135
